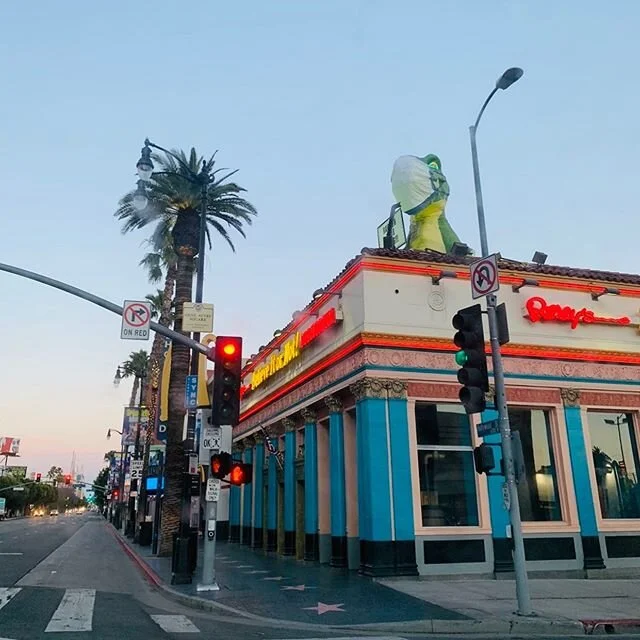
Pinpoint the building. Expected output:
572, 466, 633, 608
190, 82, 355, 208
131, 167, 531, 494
228, 248, 640, 577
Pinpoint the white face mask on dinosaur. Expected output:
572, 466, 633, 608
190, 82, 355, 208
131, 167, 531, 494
390, 155, 445, 216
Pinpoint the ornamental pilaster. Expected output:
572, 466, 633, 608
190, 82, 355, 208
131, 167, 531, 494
349, 377, 387, 401
300, 407, 317, 424
385, 379, 408, 400
324, 395, 343, 413
560, 388, 581, 408
282, 417, 296, 432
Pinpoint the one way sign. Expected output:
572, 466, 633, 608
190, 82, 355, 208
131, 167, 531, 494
121, 300, 151, 341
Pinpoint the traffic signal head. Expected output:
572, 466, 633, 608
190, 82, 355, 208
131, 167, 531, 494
64, 474, 71, 485
211, 336, 243, 426
229, 461, 253, 486
473, 443, 496, 475
36, 473, 41, 483
210, 452, 232, 479
112, 489, 119, 500
453, 304, 488, 415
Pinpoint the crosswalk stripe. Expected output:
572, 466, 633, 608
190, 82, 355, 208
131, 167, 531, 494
0, 589, 21, 612
271, 638, 409, 640
151, 615, 200, 633
45, 589, 95, 633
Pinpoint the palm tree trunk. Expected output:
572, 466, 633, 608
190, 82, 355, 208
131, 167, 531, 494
139, 264, 176, 533
129, 377, 139, 408
158, 252, 194, 556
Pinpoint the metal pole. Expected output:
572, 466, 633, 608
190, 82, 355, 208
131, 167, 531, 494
118, 439, 126, 530
152, 450, 165, 555
198, 449, 220, 591
469, 124, 531, 615
0, 262, 209, 357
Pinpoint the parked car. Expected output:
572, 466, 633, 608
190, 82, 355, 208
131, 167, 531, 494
49, 509, 59, 516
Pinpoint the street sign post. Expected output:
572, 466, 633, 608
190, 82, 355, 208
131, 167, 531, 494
470, 254, 500, 299
120, 300, 151, 340
185, 375, 198, 409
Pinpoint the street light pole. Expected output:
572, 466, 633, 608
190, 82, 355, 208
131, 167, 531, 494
469, 67, 531, 616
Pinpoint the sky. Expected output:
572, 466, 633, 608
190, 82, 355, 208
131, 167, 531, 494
0, 1, 638, 482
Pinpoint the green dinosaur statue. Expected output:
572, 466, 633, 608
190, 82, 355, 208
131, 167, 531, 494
391, 154, 462, 253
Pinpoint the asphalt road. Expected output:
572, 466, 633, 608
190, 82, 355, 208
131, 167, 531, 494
0, 514, 620, 639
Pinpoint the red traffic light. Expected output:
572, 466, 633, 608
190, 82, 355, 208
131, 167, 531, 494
222, 342, 237, 356
35, 473, 41, 483
229, 462, 253, 486
64, 474, 71, 485
210, 452, 232, 479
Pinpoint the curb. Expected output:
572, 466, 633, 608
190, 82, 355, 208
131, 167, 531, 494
110, 526, 587, 636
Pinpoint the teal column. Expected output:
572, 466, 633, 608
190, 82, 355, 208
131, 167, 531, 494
252, 440, 265, 549
241, 440, 254, 545
301, 407, 319, 561
326, 396, 347, 567
266, 438, 278, 551
350, 378, 417, 577
229, 446, 242, 543
386, 382, 417, 576
561, 389, 604, 569
283, 417, 297, 556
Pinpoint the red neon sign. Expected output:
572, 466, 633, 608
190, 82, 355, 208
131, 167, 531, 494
300, 308, 340, 348
524, 296, 631, 330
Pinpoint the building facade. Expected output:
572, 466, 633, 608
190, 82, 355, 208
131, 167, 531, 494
228, 248, 640, 577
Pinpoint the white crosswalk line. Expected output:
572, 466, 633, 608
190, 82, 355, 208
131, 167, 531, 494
45, 589, 95, 633
271, 637, 408, 640
151, 615, 200, 633
0, 588, 21, 612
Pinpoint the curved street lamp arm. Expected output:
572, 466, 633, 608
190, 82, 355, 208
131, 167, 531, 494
0, 262, 209, 357
473, 87, 498, 131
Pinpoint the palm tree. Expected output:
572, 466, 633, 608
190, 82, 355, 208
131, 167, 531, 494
115, 146, 256, 556
120, 350, 150, 407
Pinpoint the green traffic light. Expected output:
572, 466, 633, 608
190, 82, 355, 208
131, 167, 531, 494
455, 350, 468, 366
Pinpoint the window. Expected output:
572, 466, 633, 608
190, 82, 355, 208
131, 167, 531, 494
587, 411, 640, 519
415, 403, 479, 527
509, 408, 562, 522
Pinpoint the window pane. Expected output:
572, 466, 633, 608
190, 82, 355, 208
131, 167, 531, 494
587, 412, 640, 519
509, 408, 562, 522
415, 403, 472, 447
417, 449, 479, 526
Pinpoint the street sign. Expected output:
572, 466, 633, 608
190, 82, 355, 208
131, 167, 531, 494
121, 300, 151, 340
377, 206, 407, 249
470, 254, 499, 299
182, 303, 214, 333
185, 375, 198, 409
202, 425, 221, 451
131, 460, 143, 472
12, 486, 24, 491
477, 418, 500, 438
205, 477, 220, 502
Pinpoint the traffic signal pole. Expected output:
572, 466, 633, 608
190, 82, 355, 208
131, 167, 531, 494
470, 123, 531, 615
198, 442, 220, 592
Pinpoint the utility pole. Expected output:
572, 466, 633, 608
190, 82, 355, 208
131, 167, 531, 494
469, 67, 531, 616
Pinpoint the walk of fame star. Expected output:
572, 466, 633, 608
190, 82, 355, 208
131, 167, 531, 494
303, 602, 345, 615
281, 584, 313, 591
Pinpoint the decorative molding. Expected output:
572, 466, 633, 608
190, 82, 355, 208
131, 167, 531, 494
349, 377, 387, 401
580, 390, 640, 409
282, 417, 296, 432
233, 441, 245, 453
407, 382, 459, 400
385, 379, 408, 399
506, 386, 561, 405
324, 395, 343, 413
300, 407, 317, 424
243, 435, 256, 447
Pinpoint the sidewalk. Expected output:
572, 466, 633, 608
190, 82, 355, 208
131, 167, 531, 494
111, 525, 639, 635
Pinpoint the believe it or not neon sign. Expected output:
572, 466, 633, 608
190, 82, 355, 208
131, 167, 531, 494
524, 296, 631, 330
249, 308, 342, 391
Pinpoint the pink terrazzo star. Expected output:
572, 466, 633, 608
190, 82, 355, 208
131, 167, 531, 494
303, 602, 345, 615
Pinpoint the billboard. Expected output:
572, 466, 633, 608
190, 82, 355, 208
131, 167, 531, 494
0, 437, 20, 456
121, 407, 150, 446
0, 466, 27, 478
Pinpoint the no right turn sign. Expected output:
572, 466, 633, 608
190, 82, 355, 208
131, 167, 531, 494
121, 300, 151, 340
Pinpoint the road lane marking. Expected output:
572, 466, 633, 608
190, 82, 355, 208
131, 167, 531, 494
0, 588, 21, 612
0, 553, 23, 556
45, 589, 95, 632
150, 615, 200, 633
